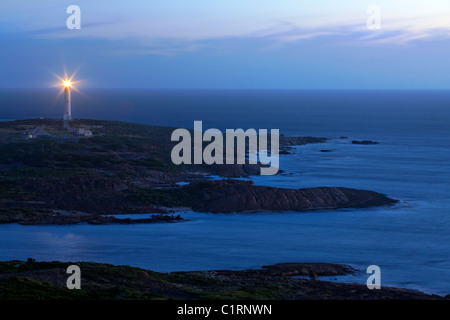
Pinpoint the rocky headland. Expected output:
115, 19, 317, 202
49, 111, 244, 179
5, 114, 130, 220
185, 180, 397, 213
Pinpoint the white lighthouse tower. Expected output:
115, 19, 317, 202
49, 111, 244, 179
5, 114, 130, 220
63, 81, 72, 121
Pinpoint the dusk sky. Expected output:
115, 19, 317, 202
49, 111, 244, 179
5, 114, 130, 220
1, 0, 450, 89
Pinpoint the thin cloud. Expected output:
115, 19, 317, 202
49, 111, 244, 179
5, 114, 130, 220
247, 16, 450, 47
7, 19, 125, 38
5, 8, 450, 57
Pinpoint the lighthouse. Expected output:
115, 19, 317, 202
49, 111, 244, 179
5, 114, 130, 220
63, 80, 72, 121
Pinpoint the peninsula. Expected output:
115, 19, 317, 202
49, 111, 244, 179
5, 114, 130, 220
0, 118, 396, 224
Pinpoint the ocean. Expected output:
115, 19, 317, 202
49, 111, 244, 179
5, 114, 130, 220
1, 89, 450, 295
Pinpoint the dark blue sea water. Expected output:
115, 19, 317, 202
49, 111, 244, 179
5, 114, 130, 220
1, 89, 450, 295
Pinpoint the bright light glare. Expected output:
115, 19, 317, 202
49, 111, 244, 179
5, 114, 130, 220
52, 69, 82, 98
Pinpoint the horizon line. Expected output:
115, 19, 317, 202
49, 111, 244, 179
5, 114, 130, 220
2, 87, 450, 92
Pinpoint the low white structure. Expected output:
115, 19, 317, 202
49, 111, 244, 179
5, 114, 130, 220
77, 128, 93, 137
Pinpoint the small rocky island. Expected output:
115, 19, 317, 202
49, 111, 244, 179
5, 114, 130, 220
0, 119, 396, 225
351, 140, 380, 145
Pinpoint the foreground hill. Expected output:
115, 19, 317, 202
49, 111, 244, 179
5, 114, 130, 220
0, 259, 445, 300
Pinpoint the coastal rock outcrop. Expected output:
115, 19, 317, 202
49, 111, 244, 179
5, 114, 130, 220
188, 180, 397, 213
